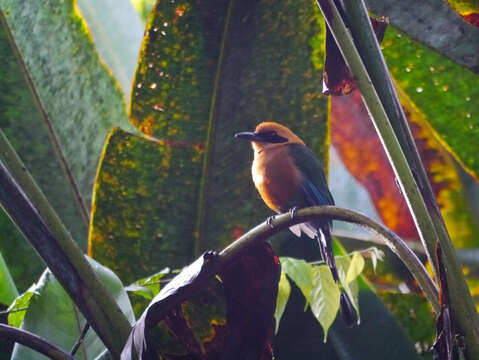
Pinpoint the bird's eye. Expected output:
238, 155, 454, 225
260, 131, 277, 137
257, 130, 288, 143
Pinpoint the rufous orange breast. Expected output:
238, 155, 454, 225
252, 145, 302, 212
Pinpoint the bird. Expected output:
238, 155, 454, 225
235, 122, 357, 326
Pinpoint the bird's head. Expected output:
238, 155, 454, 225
234, 122, 304, 152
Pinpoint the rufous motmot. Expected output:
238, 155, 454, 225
235, 122, 356, 326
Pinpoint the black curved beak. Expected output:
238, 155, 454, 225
234, 132, 261, 142
234, 131, 288, 144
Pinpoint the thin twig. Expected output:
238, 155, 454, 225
0, 307, 28, 315
70, 323, 90, 356
0, 323, 74, 360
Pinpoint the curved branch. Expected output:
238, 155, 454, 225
218, 205, 440, 313
0, 324, 74, 360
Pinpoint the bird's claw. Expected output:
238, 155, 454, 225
266, 215, 276, 228
289, 206, 298, 219
203, 250, 219, 262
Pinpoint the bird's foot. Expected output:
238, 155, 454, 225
289, 206, 298, 219
266, 215, 276, 228
203, 250, 219, 262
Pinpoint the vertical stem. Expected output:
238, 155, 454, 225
313, 0, 479, 357
341, 0, 441, 271
341, 1, 479, 356
315, 0, 439, 270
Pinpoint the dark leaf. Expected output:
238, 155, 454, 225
122, 243, 280, 360
89, 128, 203, 284
322, 16, 387, 95
219, 242, 280, 360
366, 0, 479, 73
121, 251, 220, 359
322, 25, 357, 96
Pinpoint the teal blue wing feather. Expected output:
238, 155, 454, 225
287, 144, 334, 208
287, 144, 339, 282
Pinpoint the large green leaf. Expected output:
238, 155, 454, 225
0, 23, 76, 290
10, 257, 134, 360
382, 26, 479, 179
280, 257, 315, 308
89, 0, 330, 283
76, 0, 144, 99
0, 252, 17, 306
0, 0, 134, 214
0, 0, 137, 289
310, 265, 341, 341
88, 128, 202, 283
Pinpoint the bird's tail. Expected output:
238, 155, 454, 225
317, 226, 339, 282
317, 227, 358, 327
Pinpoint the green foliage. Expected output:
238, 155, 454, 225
125, 268, 170, 300
279, 253, 367, 340
310, 265, 341, 341
382, 26, 479, 179
0, 23, 73, 290
7, 290, 35, 329
344, 251, 365, 284
379, 292, 436, 349
10, 258, 134, 360
0, 0, 133, 210
77, 0, 144, 97
274, 271, 291, 334
280, 258, 316, 308
89, 128, 202, 283
0, 0, 142, 291
273, 279, 422, 359
90, 0, 330, 284
336, 252, 363, 321
1, 0, 478, 358
0, 252, 17, 306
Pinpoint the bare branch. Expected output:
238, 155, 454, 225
218, 205, 440, 313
